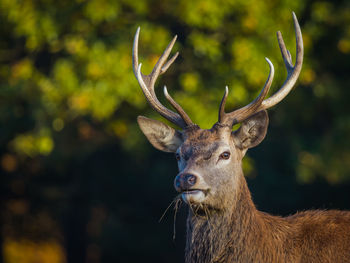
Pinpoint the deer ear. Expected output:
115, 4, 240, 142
137, 116, 183, 153
232, 110, 269, 152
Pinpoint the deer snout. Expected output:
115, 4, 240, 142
174, 173, 197, 192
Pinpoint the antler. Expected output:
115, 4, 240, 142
133, 27, 194, 129
219, 12, 304, 127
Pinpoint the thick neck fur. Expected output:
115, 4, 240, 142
185, 174, 292, 263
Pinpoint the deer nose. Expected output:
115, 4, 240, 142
174, 173, 197, 192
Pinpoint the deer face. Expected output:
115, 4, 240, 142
137, 110, 268, 210
174, 125, 240, 209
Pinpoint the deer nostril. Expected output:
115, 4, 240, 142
174, 173, 198, 192
184, 173, 197, 186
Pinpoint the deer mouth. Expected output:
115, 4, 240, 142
181, 189, 208, 204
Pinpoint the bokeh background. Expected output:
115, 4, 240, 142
1, 0, 350, 262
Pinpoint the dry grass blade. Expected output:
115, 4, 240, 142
173, 198, 182, 240
159, 195, 181, 223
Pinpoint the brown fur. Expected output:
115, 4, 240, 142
138, 115, 350, 263
185, 174, 350, 263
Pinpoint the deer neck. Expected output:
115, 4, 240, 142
185, 174, 266, 263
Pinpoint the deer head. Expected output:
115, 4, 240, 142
133, 13, 303, 212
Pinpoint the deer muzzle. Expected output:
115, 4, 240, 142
174, 172, 209, 204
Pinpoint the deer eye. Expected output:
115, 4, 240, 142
175, 153, 181, 161
219, 151, 231, 160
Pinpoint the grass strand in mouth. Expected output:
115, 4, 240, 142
159, 194, 182, 223
173, 198, 182, 241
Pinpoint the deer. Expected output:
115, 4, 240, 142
132, 12, 350, 263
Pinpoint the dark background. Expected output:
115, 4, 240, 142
1, 0, 350, 262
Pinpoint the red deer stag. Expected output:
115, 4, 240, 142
133, 13, 350, 263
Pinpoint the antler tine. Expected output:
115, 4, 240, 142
132, 27, 193, 129
164, 86, 194, 126
218, 86, 229, 123
150, 35, 178, 84
260, 11, 304, 110
219, 58, 275, 126
132, 27, 141, 77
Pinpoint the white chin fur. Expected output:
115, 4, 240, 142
181, 190, 206, 204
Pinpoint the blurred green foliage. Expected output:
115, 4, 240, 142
1, 0, 350, 262
1, 0, 350, 183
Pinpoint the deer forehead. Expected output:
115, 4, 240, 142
179, 127, 233, 158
